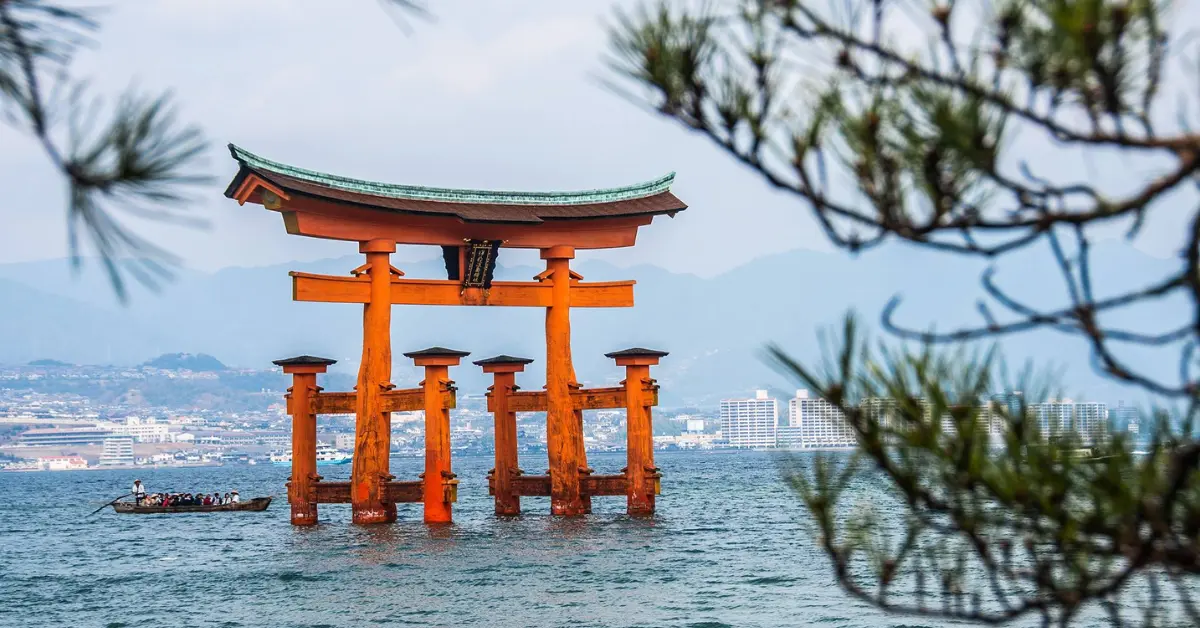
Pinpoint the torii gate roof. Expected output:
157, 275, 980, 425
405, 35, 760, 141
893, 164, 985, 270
224, 144, 686, 225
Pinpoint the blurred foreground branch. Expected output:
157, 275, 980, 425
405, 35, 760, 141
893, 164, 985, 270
1, 0, 427, 301
770, 315, 1199, 627
0, 0, 208, 300
607, 0, 1200, 398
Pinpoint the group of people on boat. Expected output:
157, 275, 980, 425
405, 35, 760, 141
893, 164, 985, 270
131, 480, 239, 507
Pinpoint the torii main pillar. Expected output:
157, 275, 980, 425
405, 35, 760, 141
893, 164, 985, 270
542, 245, 589, 516
352, 238, 398, 524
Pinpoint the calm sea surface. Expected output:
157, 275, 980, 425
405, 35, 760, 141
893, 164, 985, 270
0, 450, 1171, 627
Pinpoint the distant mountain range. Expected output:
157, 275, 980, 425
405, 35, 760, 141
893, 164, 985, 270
0, 242, 1185, 407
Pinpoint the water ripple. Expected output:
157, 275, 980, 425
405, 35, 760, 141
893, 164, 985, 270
0, 451, 1143, 627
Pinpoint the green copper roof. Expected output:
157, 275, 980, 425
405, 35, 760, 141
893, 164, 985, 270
228, 144, 676, 206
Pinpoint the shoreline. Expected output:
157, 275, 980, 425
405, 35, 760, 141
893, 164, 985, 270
0, 462, 225, 473
1, 448, 866, 472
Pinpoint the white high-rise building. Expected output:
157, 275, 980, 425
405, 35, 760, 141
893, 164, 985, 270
99, 437, 134, 466
1113, 401, 1140, 436
778, 389, 854, 449
1027, 400, 1109, 445
101, 417, 171, 443
719, 390, 778, 449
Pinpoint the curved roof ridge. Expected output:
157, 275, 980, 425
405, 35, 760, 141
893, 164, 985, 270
229, 144, 677, 207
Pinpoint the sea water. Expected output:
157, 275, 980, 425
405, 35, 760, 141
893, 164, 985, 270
0, 451, 1176, 627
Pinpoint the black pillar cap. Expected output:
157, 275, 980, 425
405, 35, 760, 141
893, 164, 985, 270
604, 348, 669, 359
402, 347, 471, 359
272, 355, 338, 367
472, 355, 535, 367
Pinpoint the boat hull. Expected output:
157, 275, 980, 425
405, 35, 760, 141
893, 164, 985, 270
111, 497, 272, 514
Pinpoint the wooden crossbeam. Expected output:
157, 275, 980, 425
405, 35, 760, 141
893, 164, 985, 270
313, 481, 351, 503
384, 481, 425, 503
581, 474, 629, 496
488, 385, 658, 413
494, 473, 655, 497
508, 475, 551, 496
312, 481, 425, 503
500, 391, 546, 413
308, 391, 355, 415
572, 386, 630, 411
291, 272, 634, 308
289, 388, 453, 415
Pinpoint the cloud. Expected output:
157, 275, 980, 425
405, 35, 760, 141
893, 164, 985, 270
386, 15, 600, 97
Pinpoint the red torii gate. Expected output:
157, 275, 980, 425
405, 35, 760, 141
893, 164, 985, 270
224, 144, 685, 524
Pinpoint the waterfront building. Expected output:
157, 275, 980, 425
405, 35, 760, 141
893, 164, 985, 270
16, 427, 114, 447
719, 390, 778, 449
229, 431, 290, 447
99, 437, 134, 466
36, 456, 89, 471
684, 418, 706, 434
1113, 401, 1140, 436
335, 433, 355, 450
860, 397, 900, 440
653, 432, 719, 449
783, 389, 854, 449
990, 391, 1025, 419
100, 417, 171, 443
1027, 400, 1109, 445
192, 432, 224, 446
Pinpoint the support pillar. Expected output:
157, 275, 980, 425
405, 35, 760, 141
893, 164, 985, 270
274, 355, 337, 526
405, 347, 469, 524
352, 239, 397, 524
541, 245, 587, 516
476, 355, 534, 516
607, 348, 668, 516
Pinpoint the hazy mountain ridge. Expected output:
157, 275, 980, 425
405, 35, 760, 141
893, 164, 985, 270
142, 353, 227, 371
0, 242, 1182, 406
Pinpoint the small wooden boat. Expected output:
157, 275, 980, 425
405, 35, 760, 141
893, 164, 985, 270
111, 497, 272, 514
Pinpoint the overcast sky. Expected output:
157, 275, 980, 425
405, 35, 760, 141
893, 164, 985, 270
1, 0, 1195, 278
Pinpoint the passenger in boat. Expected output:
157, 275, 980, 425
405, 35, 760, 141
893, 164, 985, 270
202, 494, 213, 506
230, 491, 240, 504
131, 480, 146, 505
222, 492, 231, 505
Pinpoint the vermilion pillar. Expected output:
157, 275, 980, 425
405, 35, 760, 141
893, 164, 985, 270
541, 245, 587, 516
352, 239, 397, 525
275, 355, 337, 526
476, 355, 534, 516
405, 347, 468, 524
606, 348, 668, 516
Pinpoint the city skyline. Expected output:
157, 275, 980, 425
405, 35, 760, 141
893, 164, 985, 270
719, 388, 1121, 451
